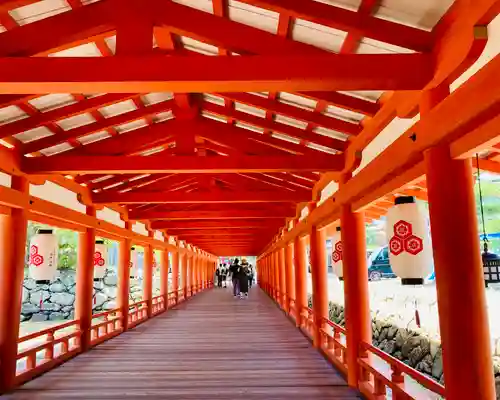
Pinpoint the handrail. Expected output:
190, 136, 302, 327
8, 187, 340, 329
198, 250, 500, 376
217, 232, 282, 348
151, 294, 166, 315
16, 319, 81, 385
128, 300, 148, 327
90, 308, 123, 346
359, 342, 445, 398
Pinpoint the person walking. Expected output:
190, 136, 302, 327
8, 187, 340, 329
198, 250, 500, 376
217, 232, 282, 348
239, 259, 250, 298
229, 258, 240, 297
220, 264, 227, 288
247, 264, 254, 288
216, 264, 222, 288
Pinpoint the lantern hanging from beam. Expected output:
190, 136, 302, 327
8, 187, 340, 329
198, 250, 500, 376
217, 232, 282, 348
29, 228, 58, 284
386, 196, 432, 285
130, 246, 139, 279
331, 227, 343, 280
94, 239, 107, 281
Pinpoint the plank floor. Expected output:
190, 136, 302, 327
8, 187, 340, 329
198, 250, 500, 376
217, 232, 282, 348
4, 287, 361, 399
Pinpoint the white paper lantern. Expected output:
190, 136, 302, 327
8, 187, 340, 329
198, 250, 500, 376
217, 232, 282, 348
386, 196, 432, 285
331, 227, 343, 280
94, 239, 107, 280
130, 247, 138, 279
29, 229, 58, 283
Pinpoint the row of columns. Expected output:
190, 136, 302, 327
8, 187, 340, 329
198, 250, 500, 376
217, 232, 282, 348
0, 184, 217, 393
258, 86, 496, 400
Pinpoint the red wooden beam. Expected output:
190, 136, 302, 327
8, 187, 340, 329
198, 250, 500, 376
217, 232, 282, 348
22, 154, 345, 175
166, 227, 279, 236
21, 100, 174, 155
299, 91, 379, 117
0, 54, 433, 94
152, 220, 282, 230
218, 92, 361, 136
235, 0, 431, 52
92, 190, 309, 204
202, 102, 347, 151
0, 94, 138, 140
129, 209, 293, 220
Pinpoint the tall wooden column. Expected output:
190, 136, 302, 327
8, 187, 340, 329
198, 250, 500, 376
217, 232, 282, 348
75, 206, 96, 352
180, 251, 187, 300
294, 233, 307, 328
188, 253, 194, 296
278, 246, 286, 309
118, 224, 131, 331
309, 202, 328, 348
341, 205, 371, 388
274, 250, 280, 304
171, 243, 179, 303
425, 146, 496, 399
285, 240, 295, 315
0, 176, 28, 393
143, 241, 153, 318
161, 248, 169, 299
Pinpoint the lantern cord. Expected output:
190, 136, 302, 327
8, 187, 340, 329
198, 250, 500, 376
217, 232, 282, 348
476, 154, 489, 253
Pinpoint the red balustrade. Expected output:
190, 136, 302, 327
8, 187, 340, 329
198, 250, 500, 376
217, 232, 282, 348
151, 295, 166, 315
128, 300, 149, 328
90, 308, 123, 346
319, 318, 348, 375
16, 320, 81, 385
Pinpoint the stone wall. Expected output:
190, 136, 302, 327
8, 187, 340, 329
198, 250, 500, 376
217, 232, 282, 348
308, 296, 500, 398
21, 268, 165, 323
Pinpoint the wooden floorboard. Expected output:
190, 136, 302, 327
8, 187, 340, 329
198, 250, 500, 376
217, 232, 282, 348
4, 288, 361, 399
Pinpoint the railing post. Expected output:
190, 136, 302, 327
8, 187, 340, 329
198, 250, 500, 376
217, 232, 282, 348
143, 238, 153, 318
181, 251, 188, 300
75, 206, 96, 352
309, 202, 328, 349
341, 202, 371, 388
285, 238, 294, 315
274, 250, 280, 304
118, 224, 131, 331
278, 246, 286, 309
294, 221, 307, 328
0, 176, 28, 393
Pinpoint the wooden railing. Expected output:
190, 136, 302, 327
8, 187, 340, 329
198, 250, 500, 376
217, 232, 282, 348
128, 300, 148, 328
16, 320, 81, 385
358, 342, 445, 399
319, 317, 348, 375
167, 291, 177, 308
151, 295, 166, 315
90, 308, 123, 346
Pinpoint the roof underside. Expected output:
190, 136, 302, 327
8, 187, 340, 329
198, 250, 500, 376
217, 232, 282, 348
0, 0, 496, 255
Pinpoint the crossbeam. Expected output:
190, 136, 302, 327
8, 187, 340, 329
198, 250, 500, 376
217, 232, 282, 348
152, 220, 281, 230
22, 155, 345, 174
128, 209, 293, 220
0, 54, 433, 94
92, 191, 308, 204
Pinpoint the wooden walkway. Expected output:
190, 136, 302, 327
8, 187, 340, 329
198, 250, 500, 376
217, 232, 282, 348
4, 288, 361, 399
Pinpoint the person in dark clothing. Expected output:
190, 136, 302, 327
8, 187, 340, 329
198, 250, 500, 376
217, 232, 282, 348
247, 264, 254, 288
220, 264, 227, 288
239, 259, 250, 298
216, 264, 222, 287
229, 259, 240, 297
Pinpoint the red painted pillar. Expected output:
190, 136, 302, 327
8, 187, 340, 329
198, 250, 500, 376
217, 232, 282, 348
75, 206, 96, 352
118, 225, 131, 331
278, 246, 286, 309
161, 248, 169, 299
425, 146, 496, 399
144, 242, 153, 318
274, 250, 281, 304
341, 205, 371, 388
188, 253, 194, 296
181, 252, 188, 300
0, 176, 28, 393
171, 245, 179, 303
309, 203, 328, 348
285, 240, 295, 315
294, 232, 307, 328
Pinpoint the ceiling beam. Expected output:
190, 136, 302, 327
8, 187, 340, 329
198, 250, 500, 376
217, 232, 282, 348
152, 220, 282, 230
22, 154, 345, 175
92, 190, 309, 204
129, 209, 293, 220
0, 54, 433, 94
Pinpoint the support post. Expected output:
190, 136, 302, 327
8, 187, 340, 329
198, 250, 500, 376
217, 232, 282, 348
425, 145, 496, 400
274, 250, 280, 304
161, 248, 169, 300
171, 241, 179, 303
75, 206, 96, 352
0, 176, 28, 393
341, 205, 371, 388
294, 233, 307, 328
279, 246, 286, 309
285, 240, 295, 315
143, 241, 153, 318
181, 252, 187, 300
309, 203, 328, 348
118, 225, 131, 331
